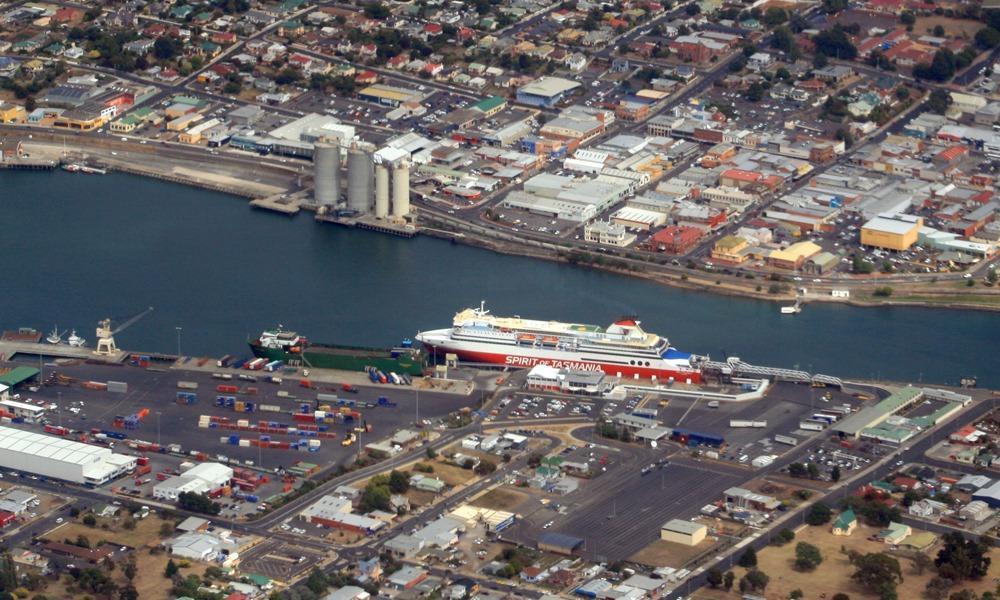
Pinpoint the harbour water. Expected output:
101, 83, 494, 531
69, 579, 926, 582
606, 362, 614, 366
3, 171, 998, 387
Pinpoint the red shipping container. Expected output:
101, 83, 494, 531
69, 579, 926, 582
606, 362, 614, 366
217, 385, 239, 393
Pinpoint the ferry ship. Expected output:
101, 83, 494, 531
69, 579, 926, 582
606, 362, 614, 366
248, 327, 425, 375
415, 304, 706, 382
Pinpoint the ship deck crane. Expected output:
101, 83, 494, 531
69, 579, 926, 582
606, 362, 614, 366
95, 306, 154, 356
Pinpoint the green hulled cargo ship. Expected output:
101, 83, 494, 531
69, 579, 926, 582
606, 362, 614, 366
248, 328, 425, 375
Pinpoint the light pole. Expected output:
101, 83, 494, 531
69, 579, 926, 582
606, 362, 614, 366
175, 327, 182, 357
156, 411, 162, 446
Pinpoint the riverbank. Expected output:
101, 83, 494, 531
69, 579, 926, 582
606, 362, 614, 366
13, 132, 1000, 313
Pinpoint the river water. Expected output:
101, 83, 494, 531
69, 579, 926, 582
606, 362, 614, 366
2, 170, 997, 387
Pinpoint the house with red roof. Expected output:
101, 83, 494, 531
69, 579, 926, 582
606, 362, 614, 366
387, 54, 408, 69
288, 53, 313, 70
51, 7, 84, 24
212, 31, 237, 45
355, 70, 378, 84
457, 27, 475, 42
422, 62, 443, 76
423, 23, 443, 37
358, 43, 377, 57
144, 22, 167, 38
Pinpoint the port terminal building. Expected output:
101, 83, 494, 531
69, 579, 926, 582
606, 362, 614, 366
0, 425, 136, 485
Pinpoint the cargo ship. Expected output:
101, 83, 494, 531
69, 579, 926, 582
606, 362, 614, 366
248, 328, 425, 375
415, 303, 706, 382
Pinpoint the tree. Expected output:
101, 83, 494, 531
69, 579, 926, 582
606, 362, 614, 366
773, 528, 796, 546
976, 26, 1000, 49
123, 557, 137, 582
807, 503, 833, 525
177, 492, 221, 515
164, 559, 179, 578
924, 576, 954, 600
832, 595, 850, 600
914, 49, 956, 81
527, 452, 543, 468
807, 463, 820, 479
118, 584, 139, 600
153, 37, 180, 60
814, 26, 858, 59
901, 10, 916, 25
82, 514, 97, 527
425, 446, 437, 459
706, 567, 724, 588
831, 465, 842, 482
741, 569, 770, 593
913, 552, 933, 576
388, 470, 410, 494
791, 590, 804, 599
788, 462, 808, 478
723, 571, 735, 591
928, 88, 953, 114
813, 52, 829, 68
744, 82, 766, 102
764, 7, 788, 25
474, 459, 497, 475
852, 553, 903, 600
685, 2, 700, 15
360, 482, 391, 512
935, 532, 991, 581
738, 547, 758, 568
795, 542, 823, 571
159, 521, 174, 536
933, 24, 945, 36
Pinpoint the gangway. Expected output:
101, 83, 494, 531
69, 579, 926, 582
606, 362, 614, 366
704, 357, 842, 388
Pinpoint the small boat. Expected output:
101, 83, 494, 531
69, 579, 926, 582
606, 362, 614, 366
780, 298, 802, 314
45, 326, 63, 345
61, 164, 81, 173
67, 330, 86, 347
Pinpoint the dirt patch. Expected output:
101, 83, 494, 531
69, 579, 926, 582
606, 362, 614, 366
46, 514, 171, 550
424, 460, 478, 486
406, 488, 438, 507
471, 488, 529, 512
631, 538, 721, 569
695, 522, 1000, 600
914, 16, 983, 39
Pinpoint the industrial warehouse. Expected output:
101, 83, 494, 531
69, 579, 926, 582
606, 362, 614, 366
0, 425, 136, 485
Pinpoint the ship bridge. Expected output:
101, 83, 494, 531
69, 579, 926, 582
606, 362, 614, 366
704, 357, 843, 388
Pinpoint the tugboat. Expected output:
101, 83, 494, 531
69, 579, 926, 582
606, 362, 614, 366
66, 329, 86, 347
45, 326, 63, 344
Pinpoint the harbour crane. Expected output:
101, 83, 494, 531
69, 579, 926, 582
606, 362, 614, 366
94, 306, 154, 356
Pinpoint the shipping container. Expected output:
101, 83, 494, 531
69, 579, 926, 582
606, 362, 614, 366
177, 381, 199, 390
135, 464, 152, 476
212, 373, 233, 380
729, 420, 767, 428
107, 381, 128, 394
317, 392, 339, 403
217, 384, 239, 394
799, 420, 826, 431
774, 434, 799, 446
216, 355, 233, 368
264, 360, 284, 372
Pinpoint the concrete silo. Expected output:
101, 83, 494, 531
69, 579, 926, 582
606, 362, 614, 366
313, 141, 341, 206
392, 161, 410, 219
374, 163, 390, 219
346, 145, 373, 215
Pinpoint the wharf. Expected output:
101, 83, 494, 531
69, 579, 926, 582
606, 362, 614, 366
0, 158, 57, 170
0, 340, 128, 364
250, 193, 301, 215
315, 213, 418, 238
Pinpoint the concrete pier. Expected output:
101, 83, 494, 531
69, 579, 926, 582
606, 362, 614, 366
250, 194, 301, 215
315, 213, 417, 237
0, 340, 128, 363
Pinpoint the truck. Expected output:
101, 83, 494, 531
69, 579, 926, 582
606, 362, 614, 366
377, 396, 398, 407
341, 383, 359, 393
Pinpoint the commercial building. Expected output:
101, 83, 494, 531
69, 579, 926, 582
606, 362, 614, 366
651, 226, 701, 254
861, 213, 923, 250
516, 77, 581, 108
447, 504, 515, 532
832, 509, 857, 535
723, 487, 780, 511
584, 220, 636, 247
0, 425, 136, 485
153, 462, 233, 501
358, 84, 422, 107
767, 241, 822, 270
660, 519, 707, 546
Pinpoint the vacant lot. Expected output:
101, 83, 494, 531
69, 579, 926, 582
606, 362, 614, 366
426, 460, 478, 486
631, 538, 721, 569
472, 488, 529, 512
914, 16, 983, 39
696, 522, 1000, 600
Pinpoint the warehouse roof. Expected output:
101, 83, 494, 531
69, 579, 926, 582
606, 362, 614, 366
862, 213, 922, 235
519, 77, 581, 98
833, 387, 924, 436
473, 95, 506, 113
537, 532, 584, 550
0, 367, 39, 387
661, 518, 706, 535
0, 425, 108, 465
